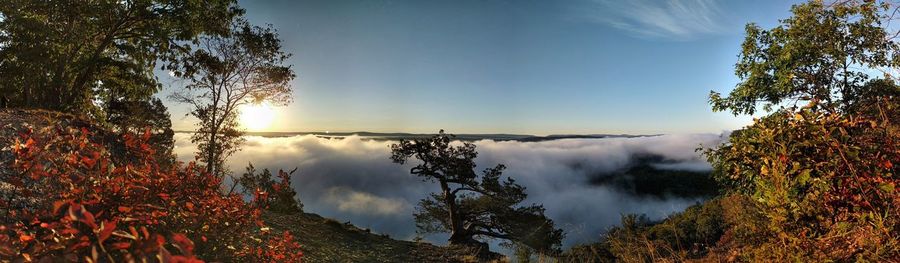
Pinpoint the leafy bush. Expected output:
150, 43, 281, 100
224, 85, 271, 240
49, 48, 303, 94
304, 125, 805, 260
701, 0, 900, 260
0, 122, 302, 261
703, 99, 899, 261
594, 199, 725, 262
236, 163, 304, 214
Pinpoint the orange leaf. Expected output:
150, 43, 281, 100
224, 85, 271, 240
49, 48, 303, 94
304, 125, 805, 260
18, 234, 33, 242
52, 200, 68, 214
117, 206, 133, 213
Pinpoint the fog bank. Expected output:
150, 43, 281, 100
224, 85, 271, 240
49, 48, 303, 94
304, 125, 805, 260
173, 133, 724, 246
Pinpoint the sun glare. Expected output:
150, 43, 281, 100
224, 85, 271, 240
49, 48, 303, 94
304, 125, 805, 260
240, 103, 276, 131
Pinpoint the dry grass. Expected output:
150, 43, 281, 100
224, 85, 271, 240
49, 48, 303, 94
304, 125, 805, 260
263, 211, 503, 262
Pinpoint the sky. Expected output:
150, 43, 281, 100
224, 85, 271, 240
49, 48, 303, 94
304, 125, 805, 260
161, 0, 804, 135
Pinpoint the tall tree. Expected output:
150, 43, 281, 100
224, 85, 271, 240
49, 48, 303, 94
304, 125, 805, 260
0, 0, 242, 114
171, 19, 294, 177
709, 0, 898, 115
390, 130, 563, 254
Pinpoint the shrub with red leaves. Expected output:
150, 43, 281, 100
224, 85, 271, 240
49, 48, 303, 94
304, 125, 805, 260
0, 123, 302, 262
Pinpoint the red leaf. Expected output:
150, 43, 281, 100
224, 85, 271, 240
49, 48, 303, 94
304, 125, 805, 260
111, 242, 131, 250
81, 156, 97, 168
118, 206, 133, 213
142, 128, 152, 141
98, 220, 117, 243
68, 204, 97, 229
171, 233, 195, 256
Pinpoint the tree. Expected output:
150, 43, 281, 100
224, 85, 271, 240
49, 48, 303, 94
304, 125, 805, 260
390, 130, 563, 254
709, 0, 898, 116
171, 19, 295, 177
0, 0, 243, 114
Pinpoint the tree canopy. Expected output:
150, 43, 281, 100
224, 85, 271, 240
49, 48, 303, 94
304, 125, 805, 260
0, 0, 242, 115
170, 19, 294, 177
709, 0, 898, 115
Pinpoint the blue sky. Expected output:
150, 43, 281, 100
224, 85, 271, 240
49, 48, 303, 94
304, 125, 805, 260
162, 0, 803, 135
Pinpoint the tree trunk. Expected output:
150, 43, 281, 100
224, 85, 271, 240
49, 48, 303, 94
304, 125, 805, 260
207, 92, 220, 176
442, 180, 469, 244
207, 130, 217, 176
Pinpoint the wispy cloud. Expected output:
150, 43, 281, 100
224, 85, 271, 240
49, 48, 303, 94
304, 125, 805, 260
575, 0, 727, 40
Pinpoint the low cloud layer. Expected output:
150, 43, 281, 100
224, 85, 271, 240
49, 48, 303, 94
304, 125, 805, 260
173, 133, 724, 247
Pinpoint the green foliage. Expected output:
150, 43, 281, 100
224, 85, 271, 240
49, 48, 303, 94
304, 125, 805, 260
702, 1, 900, 260
0, 0, 242, 114
703, 101, 899, 260
710, 0, 898, 115
171, 19, 295, 177
582, 200, 725, 262
190, 111, 244, 177
391, 130, 564, 255
512, 244, 534, 263
565, 2, 900, 262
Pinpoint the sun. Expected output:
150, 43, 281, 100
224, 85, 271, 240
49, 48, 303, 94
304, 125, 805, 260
240, 102, 276, 131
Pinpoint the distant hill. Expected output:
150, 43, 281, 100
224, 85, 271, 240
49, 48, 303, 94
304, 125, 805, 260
175, 130, 661, 142
589, 154, 719, 198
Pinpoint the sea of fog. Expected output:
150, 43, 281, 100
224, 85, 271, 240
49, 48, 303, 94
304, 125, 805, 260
172, 133, 726, 248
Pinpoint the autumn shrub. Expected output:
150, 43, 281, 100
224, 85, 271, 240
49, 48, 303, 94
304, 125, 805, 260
236, 163, 303, 214
0, 122, 302, 261
704, 98, 899, 261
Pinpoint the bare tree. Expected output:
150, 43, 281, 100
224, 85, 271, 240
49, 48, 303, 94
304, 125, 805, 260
171, 19, 294, 177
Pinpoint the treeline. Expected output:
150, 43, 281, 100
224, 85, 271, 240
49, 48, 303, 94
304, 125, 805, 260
561, 1, 899, 262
